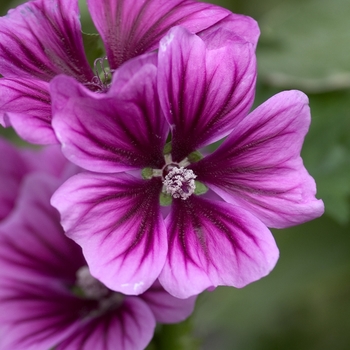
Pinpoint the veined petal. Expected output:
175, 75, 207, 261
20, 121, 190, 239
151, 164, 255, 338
0, 0, 93, 82
0, 141, 70, 223
158, 26, 256, 161
109, 52, 158, 95
159, 196, 278, 298
87, 0, 231, 69
0, 138, 30, 222
0, 283, 89, 350
197, 12, 260, 48
51, 63, 168, 172
22, 145, 72, 181
51, 172, 167, 295
0, 173, 85, 282
0, 78, 56, 144
141, 280, 197, 323
192, 90, 324, 228
56, 297, 155, 350
0, 174, 87, 350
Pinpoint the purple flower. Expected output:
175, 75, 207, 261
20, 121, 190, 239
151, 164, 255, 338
50, 26, 324, 298
0, 171, 196, 350
0, 137, 68, 224
0, 0, 255, 144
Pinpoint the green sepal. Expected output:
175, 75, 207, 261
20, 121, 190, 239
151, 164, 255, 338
142, 167, 153, 179
194, 181, 208, 196
71, 285, 85, 298
82, 32, 105, 68
160, 192, 172, 206
163, 142, 172, 155
188, 151, 203, 163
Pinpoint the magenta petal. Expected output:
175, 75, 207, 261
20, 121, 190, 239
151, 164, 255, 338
22, 145, 71, 181
0, 141, 69, 223
141, 281, 196, 323
0, 173, 85, 282
198, 13, 260, 48
0, 0, 93, 82
159, 196, 278, 298
0, 284, 88, 350
51, 65, 167, 172
0, 138, 29, 222
192, 90, 324, 229
0, 78, 57, 144
87, 0, 231, 69
51, 172, 167, 295
56, 297, 155, 350
158, 26, 256, 161
109, 52, 158, 95
0, 174, 87, 350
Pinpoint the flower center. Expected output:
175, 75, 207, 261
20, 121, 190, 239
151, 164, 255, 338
76, 266, 110, 299
75, 266, 124, 315
163, 166, 197, 200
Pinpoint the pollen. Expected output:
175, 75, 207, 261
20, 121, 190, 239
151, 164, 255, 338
163, 167, 197, 200
75, 266, 124, 315
76, 266, 109, 300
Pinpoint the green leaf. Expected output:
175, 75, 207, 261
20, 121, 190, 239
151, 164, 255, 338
147, 318, 200, 350
194, 215, 350, 349
257, 0, 350, 92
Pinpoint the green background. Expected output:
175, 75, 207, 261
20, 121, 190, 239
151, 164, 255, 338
1, 0, 350, 349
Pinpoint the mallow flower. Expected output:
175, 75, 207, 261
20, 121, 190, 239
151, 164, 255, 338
0, 0, 257, 144
0, 172, 196, 350
50, 26, 324, 299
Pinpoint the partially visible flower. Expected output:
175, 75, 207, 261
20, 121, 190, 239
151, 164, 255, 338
50, 25, 323, 299
0, 0, 256, 144
0, 172, 196, 350
0, 137, 67, 224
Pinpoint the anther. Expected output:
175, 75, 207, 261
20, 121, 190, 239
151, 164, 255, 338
163, 167, 196, 200
76, 266, 109, 299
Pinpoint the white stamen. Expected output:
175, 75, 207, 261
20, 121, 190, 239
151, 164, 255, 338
75, 266, 124, 317
163, 167, 196, 200
76, 266, 109, 299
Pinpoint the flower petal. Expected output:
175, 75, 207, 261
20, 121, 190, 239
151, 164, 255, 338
141, 280, 197, 323
51, 172, 167, 295
159, 196, 278, 298
158, 26, 256, 161
0, 173, 85, 281
192, 90, 324, 228
0, 281, 89, 350
56, 297, 156, 350
197, 12, 260, 48
0, 0, 93, 82
51, 61, 168, 172
0, 138, 29, 222
21, 145, 72, 181
0, 78, 57, 144
0, 174, 87, 350
87, 0, 232, 69
0, 141, 70, 223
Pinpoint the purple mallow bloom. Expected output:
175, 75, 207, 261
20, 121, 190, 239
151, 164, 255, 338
0, 0, 255, 145
0, 171, 196, 350
50, 26, 324, 299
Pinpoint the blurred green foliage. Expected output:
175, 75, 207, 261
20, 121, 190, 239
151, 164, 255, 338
1, 0, 350, 349
199, 0, 350, 349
